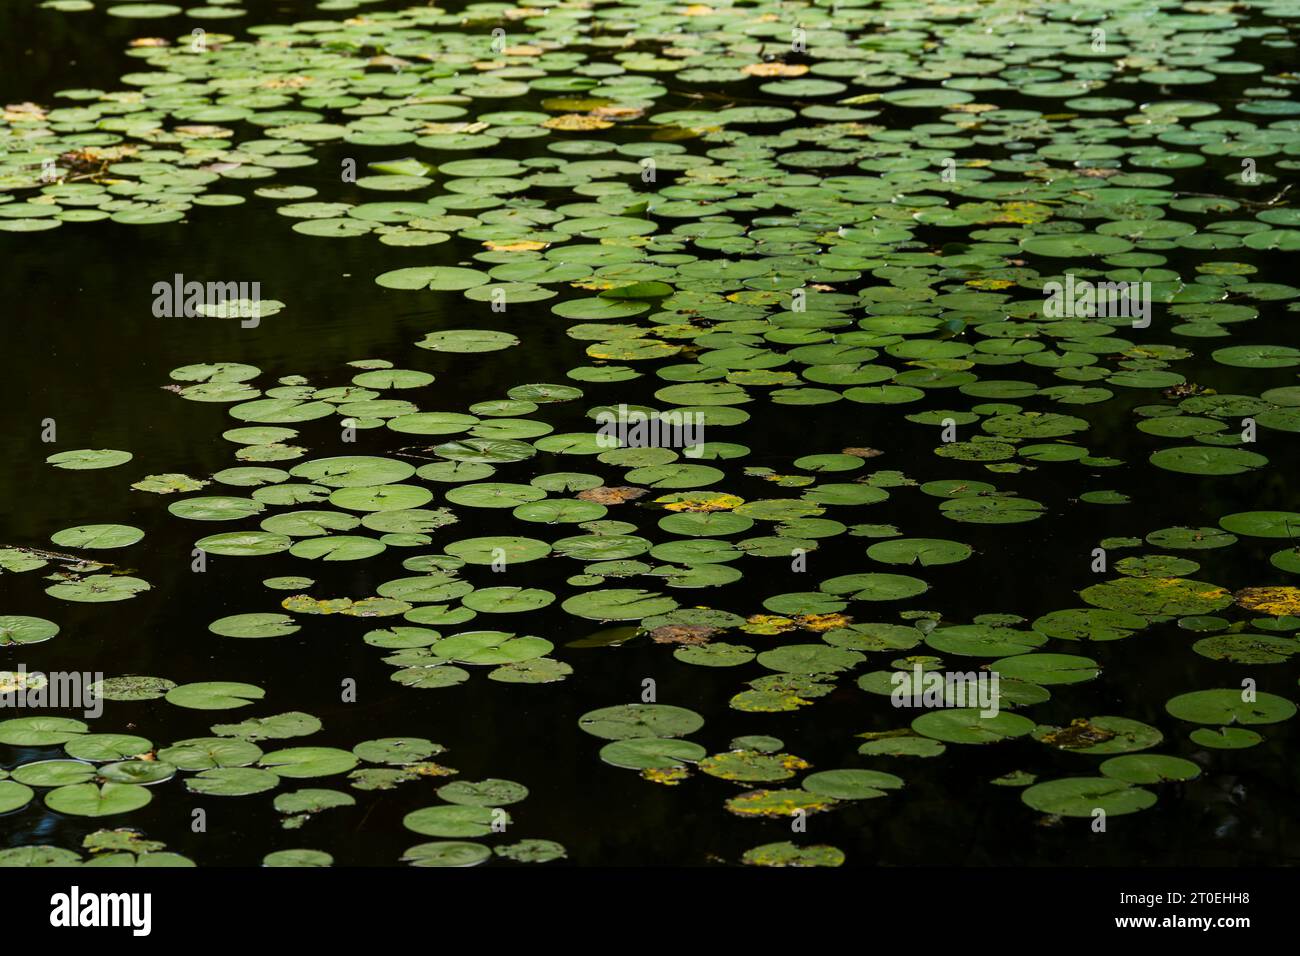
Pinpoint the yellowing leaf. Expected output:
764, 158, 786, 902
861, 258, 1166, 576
741, 62, 809, 78
642, 766, 691, 785
1235, 586, 1300, 617
483, 239, 548, 252
658, 493, 743, 512
742, 614, 796, 636
542, 113, 614, 131
992, 201, 1054, 225
796, 613, 851, 632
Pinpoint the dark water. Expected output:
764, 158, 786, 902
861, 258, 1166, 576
2, 0, 1298, 866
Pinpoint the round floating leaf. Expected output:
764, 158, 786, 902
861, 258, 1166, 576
211, 712, 321, 740
46, 449, 132, 470
403, 842, 491, 867
674, 643, 756, 667
0, 846, 81, 867
209, 613, 299, 639
757, 644, 864, 674
376, 266, 489, 291
1165, 689, 1296, 725
1099, 754, 1201, 785
45, 783, 152, 817
803, 769, 904, 800
186, 768, 280, 796
391, 665, 471, 689
819, 572, 929, 601
404, 805, 504, 838
1081, 577, 1231, 615
49, 524, 143, 549
1188, 727, 1262, 750
598, 738, 706, 770
742, 841, 844, 867
0, 717, 88, 746
352, 738, 440, 765
417, 330, 519, 353
45, 575, 151, 603
578, 703, 704, 740
725, 788, 837, 818
1220, 512, 1300, 539
1032, 609, 1147, 642
1149, 446, 1267, 475
992, 653, 1100, 685
1021, 777, 1156, 817
562, 588, 678, 621
263, 849, 332, 867
274, 789, 356, 815
494, 839, 567, 864
462, 587, 556, 613
259, 747, 358, 779
489, 656, 573, 684
926, 625, 1045, 657
168, 496, 265, 521
1034, 716, 1161, 754
432, 631, 552, 666
911, 709, 1035, 744
0, 615, 60, 646
64, 734, 151, 762
12, 760, 96, 787
99, 761, 175, 786
157, 738, 263, 771
437, 779, 528, 807
0, 781, 34, 814
165, 682, 265, 710
867, 538, 972, 567
700, 750, 809, 783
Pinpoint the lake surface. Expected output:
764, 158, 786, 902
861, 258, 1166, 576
1, 0, 1299, 867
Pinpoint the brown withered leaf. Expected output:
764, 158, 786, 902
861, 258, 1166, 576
842, 447, 883, 458
4, 102, 48, 122
741, 62, 809, 78
1038, 718, 1117, 750
649, 624, 718, 646
175, 125, 233, 139
58, 150, 109, 175
590, 104, 645, 121
795, 613, 852, 632
578, 485, 648, 505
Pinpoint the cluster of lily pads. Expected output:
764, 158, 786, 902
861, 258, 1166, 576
4, 0, 1300, 865
0, 697, 563, 867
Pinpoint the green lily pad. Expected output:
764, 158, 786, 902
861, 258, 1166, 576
1166, 689, 1296, 725
578, 703, 704, 740
45, 783, 152, 817
912, 709, 1035, 744
46, 449, 132, 470
1021, 777, 1156, 817
49, 524, 143, 549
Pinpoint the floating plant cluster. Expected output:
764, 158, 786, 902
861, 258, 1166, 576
3, 0, 1300, 866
